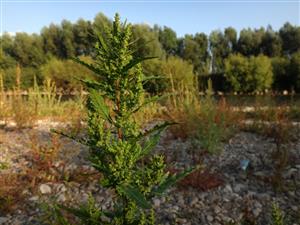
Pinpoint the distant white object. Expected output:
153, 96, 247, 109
283, 90, 288, 95
240, 159, 250, 171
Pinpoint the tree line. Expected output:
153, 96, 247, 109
0, 12, 300, 93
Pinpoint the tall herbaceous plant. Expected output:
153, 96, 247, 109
57, 14, 195, 225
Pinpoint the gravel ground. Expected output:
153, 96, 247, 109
0, 121, 299, 225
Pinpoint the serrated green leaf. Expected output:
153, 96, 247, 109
51, 204, 71, 225
89, 89, 112, 123
152, 165, 201, 196
95, 31, 109, 54
141, 133, 161, 157
138, 127, 165, 158
141, 75, 166, 84
122, 56, 157, 73
117, 184, 151, 209
76, 77, 104, 90
128, 39, 156, 55
137, 121, 177, 140
58, 204, 91, 220
51, 129, 88, 146
72, 57, 107, 79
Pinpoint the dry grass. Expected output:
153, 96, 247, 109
0, 131, 63, 213
0, 79, 86, 129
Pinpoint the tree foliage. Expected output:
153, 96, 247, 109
0, 11, 299, 93
161, 56, 195, 92
225, 54, 273, 92
40, 56, 95, 90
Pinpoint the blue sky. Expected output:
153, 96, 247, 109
1, 0, 299, 37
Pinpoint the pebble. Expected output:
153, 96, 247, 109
57, 193, 66, 202
224, 184, 233, 193
233, 183, 246, 193
153, 199, 161, 208
0, 217, 8, 224
207, 215, 214, 222
28, 196, 39, 201
39, 184, 52, 194
253, 207, 262, 217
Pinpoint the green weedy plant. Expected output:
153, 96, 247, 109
195, 79, 224, 154
54, 13, 196, 225
271, 202, 285, 225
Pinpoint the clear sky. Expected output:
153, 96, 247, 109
1, 0, 299, 37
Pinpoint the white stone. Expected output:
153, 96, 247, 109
207, 215, 214, 222
153, 199, 160, 208
29, 196, 39, 201
39, 184, 52, 194
224, 184, 233, 193
57, 193, 66, 202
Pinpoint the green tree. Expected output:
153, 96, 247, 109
41, 23, 62, 57
0, 33, 14, 56
141, 58, 166, 94
131, 24, 165, 59
60, 20, 76, 58
11, 33, 46, 67
289, 51, 300, 91
261, 26, 282, 57
73, 19, 95, 56
237, 28, 265, 56
180, 33, 209, 76
1, 66, 40, 89
224, 27, 237, 52
224, 53, 249, 92
93, 12, 112, 34
0, 49, 17, 70
249, 54, 273, 92
161, 56, 196, 92
271, 57, 290, 91
225, 54, 273, 92
157, 26, 178, 55
209, 30, 229, 73
40, 57, 94, 90
279, 22, 300, 55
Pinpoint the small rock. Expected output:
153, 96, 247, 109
29, 196, 39, 201
176, 218, 187, 224
283, 168, 298, 179
189, 197, 198, 206
153, 199, 160, 208
233, 183, 246, 193
253, 207, 262, 217
207, 215, 214, 222
224, 184, 233, 193
172, 206, 180, 212
39, 184, 51, 194
57, 193, 66, 202
177, 195, 185, 205
0, 217, 8, 224
56, 183, 67, 193
288, 191, 296, 197
214, 206, 222, 214
254, 171, 265, 177
291, 206, 298, 211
